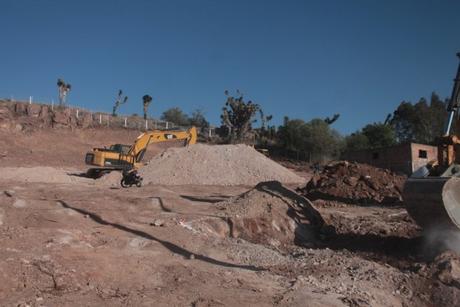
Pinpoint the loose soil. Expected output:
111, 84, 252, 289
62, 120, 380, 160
204, 181, 324, 250
301, 161, 407, 205
140, 144, 305, 186
0, 127, 459, 306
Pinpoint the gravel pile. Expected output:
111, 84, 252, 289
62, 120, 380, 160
140, 144, 305, 186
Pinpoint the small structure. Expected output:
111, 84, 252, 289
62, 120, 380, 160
342, 143, 437, 175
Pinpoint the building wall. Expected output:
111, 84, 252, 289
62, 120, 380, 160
343, 143, 437, 175
410, 143, 438, 173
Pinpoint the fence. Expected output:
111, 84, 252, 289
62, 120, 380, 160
0, 97, 215, 137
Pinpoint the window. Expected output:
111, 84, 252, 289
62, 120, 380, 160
419, 150, 428, 159
372, 152, 379, 159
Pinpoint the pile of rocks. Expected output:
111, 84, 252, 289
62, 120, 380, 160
300, 161, 406, 205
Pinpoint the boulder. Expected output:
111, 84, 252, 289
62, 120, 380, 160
435, 251, 460, 288
52, 108, 72, 127
26, 104, 41, 117
14, 102, 28, 115
39, 105, 50, 118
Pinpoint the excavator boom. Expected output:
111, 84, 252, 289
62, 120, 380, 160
85, 126, 197, 174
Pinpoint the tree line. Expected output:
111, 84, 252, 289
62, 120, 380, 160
345, 92, 448, 152
211, 91, 449, 162
55, 77, 449, 161
159, 90, 449, 162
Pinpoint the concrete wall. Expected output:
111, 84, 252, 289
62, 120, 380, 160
343, 143, 437, 175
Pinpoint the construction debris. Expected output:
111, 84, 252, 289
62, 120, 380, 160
300, 161, 406, 205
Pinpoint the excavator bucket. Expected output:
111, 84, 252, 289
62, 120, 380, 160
403, 177, 460, 230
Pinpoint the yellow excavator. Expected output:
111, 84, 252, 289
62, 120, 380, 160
85, 127, 197, 180
403, 53, 460, 230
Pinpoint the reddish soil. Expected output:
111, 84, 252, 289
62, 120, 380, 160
0, 128, 185, 169
0, 125, 459, 306
301, 161, 407, 205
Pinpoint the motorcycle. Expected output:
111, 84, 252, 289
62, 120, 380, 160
121, 169, 143, 188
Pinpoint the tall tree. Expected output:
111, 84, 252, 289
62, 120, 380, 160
390, 92, 448, 144
277, 119, 305, 151
221, 90, 261, 143
345, 132, 370, 151
142, 95, 152, 120
277, 117, 343, 161
112, 89, 128, 117
303, 119, 343, 161
57, 78, 71, 106
189, 109, 209, 128
161, 107, 190, 126
361, 122, 396, 148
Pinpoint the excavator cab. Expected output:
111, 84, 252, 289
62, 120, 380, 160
108, 144, 131, 154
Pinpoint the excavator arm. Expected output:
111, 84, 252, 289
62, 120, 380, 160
403, 53, 460, 231
445, 52, 460, 134
128, 127, 197, 163
85, 126, 197, 172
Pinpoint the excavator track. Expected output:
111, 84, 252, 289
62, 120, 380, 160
403, 177, 460, 230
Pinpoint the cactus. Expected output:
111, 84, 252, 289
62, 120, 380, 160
57, 78, 72, 106
142, 94, 153, 120
221, 90, 260, 143
112, 89, 128, 117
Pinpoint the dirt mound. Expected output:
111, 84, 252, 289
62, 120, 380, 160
300, 161, 406, 205
210, 181, 324, 249
140, 144, 305, 186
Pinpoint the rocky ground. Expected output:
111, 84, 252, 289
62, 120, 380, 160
1, 123, 460, 306
301, 161, 407, 205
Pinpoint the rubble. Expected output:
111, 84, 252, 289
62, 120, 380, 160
434, 251, 460, 288
210, 181, 324, 249
300, 161, 406, 205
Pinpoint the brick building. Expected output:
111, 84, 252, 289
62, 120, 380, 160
342, 143, 437, 175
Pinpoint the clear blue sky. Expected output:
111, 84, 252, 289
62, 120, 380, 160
1, 0, 459, 134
